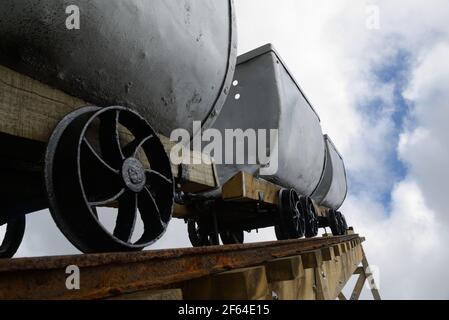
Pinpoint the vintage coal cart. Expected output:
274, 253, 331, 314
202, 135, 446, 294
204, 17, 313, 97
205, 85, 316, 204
183, 44, 348, 246
0, 0, 237, 257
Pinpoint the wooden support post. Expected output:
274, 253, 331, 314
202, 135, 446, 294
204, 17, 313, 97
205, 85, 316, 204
338, 243, 350, 281
361, 246, 381, 300
265, 256, 305, 300
314, 251, 331, 301
350, 272, 367, 300
302, 251, 330, 300
321, 246, 342, 299
338, 292, 347, 300
343, 244, 381, 301
354, 267, 364, 275
298, 269, 317, 300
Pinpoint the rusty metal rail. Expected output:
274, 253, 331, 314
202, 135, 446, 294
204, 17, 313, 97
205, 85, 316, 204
0, 235, 361, 299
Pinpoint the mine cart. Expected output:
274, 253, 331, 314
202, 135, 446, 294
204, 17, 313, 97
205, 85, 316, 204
0, 0, 237, 257
184, 44, 349, 246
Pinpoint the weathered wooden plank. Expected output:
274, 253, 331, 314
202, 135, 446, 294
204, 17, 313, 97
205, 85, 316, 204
338, 292, 347, 300
350, 272, 367, 300
298, 268, 317, 300
361, 246, 382, 300
0, 65, 218, 192
182, 266, 270, 300
221, 172, 330, 219
222, 171, 281, 204
265, 256, 303, 282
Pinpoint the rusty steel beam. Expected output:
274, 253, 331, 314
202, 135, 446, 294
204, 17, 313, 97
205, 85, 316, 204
0, 235, 362, 300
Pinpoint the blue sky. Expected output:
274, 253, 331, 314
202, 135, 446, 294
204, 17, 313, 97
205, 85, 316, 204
353, 48, 413, 208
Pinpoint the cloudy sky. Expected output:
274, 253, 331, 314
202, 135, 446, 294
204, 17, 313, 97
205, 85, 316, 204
2, 0, 448, 300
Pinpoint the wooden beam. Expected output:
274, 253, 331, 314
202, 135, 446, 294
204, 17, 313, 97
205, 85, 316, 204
353, 267, 364, 275
313, 251, 331, 300
222, 171, 281, 204
350, 272, 366, 300
338, 292, 347, 300
265, 256, 303, 282
221, 172, 332, 223
320, 246, 341, 299
297, 269, 317, 300
361, 246, 382, 300
0, 64, 218, 193
182, 266, 270, 300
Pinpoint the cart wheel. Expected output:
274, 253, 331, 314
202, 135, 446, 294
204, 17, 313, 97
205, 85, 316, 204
275, 189, 305, 240
187, 220, 219, 247
220, 230, 244, 245
45, 106, 174, 253
337, 211, 348, 234
0, 214, 26, 259
300, 196, 319, 238
328, 209, 343, 236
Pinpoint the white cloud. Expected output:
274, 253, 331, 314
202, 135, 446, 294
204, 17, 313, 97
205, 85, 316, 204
399, 42, 449, 221
235, 0, 449, 299
344, 179, 449, 299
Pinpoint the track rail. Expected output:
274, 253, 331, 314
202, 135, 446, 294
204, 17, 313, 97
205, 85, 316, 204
0, 235, 361, 299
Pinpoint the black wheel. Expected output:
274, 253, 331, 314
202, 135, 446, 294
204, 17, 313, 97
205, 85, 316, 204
275, 189, 305, 240
328, 209, 343, 236
0, 214, 26, 259
300, 196, 319, 238
45, 106, 174, 253
220, 230, 244, 245
188, 220, 219, 247
337, 211, 348, 234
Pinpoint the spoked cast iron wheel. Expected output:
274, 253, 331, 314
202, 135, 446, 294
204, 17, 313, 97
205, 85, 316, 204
187, 220, 219, 247
220, 230, 244, 245
337, 211, 348, 234
45, 106, 174, 253
299, 196, 319, 238
0, 214, 26, 258
275, 189, 305, 240
328, 210, 347, 236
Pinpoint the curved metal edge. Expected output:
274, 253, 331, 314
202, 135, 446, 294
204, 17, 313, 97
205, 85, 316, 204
0, 214, 26, 259
335, 156, 348, 210
311, 136, 333, 202
44, 106, 102, 252
200, 0, 238, 133
325, 135, 348, 210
